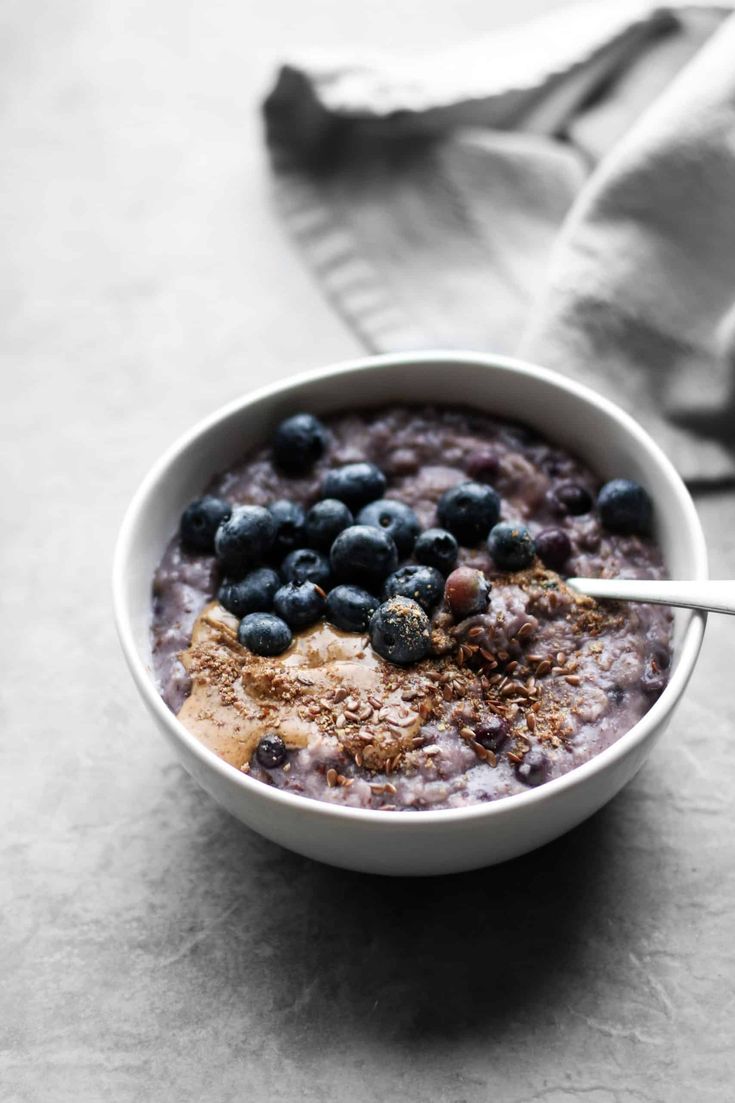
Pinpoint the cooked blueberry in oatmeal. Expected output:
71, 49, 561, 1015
151, 405, 672, 811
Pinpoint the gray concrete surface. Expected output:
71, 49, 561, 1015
2, 1, 734, 1100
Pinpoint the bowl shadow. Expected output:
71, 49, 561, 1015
165, 779, 649, 1054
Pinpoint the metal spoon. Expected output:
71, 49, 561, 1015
567, 578, 734, 616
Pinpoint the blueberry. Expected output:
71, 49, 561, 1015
272, 413, 328, 474
305, 498, 354, 551
369, 597, 431, 665
640, 655, 668, 698
180, 496, 231, 553
273, 580, 325, 629
437, 481, 500, 546
325, 585, 379, 633
514, 750, 548, 787
214, 505, 276, 573
465, 447, 500, 483
597, 479, 653, 535
357, 498, 421, 556
608, 684, 625, 705
218, 567, 281, 617
238, 612, 292, 656
444, 567, 491, 619
330, 525, 398, 586
535, 528, 572, 572
475, 714, 509, 752
321, 462, 387, 510
268, 499, 306, 557
256, 733, 287, 769
281, 547, 331, 589
414, 527, 459, 575
551, 482, 593, 516
383, 565, 445, 612
488, 522, 536, 571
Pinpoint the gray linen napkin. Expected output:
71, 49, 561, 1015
264, 0, 735, 482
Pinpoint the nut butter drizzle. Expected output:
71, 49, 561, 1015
177, 567, 624, 782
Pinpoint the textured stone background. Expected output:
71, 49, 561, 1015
2, 1, 734, 1100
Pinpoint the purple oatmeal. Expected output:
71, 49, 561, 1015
151, 405, 672, 811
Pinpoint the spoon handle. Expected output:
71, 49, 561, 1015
566, 578, 734, 616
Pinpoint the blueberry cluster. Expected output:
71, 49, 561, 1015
179, 411, 654, 666
178, 413, 459, 665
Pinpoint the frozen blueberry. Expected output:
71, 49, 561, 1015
325, 585, 379, 633
281, 547, 331, 589
444, 567, 491, 620
273, 580, 325, 629
218, 567, 281, 617
383, 565, 444, 613
272, 413, 328, 474
321, 462, 387, 510
238, 612, 292, 656
414, 527, 459, 575
465, 447, 501, 483
535, 528, 572, 572
330, 525, 398, 586
268, 499, 306, 557
488, 522, 536, 572
475, 714, 509, 752
437, 481, 500, 546
214, 505, 276, 574
514, 750, 548, 787
357, 498, 421, 556
369, 597, 431, 665
305, 498, 354, 551
256, 733, 287, 769
180, 496, 231, 553
597, 479, 653, 535
550, 482, 593, 516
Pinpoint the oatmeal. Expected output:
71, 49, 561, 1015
151, 405, 671, 810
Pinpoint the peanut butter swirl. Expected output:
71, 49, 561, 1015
177, 569, 626, 780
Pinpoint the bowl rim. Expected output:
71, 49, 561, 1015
112, 350, 708, 827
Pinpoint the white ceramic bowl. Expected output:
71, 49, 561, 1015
113, 352, 707, 876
